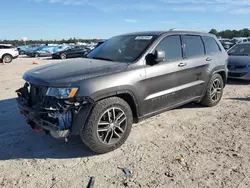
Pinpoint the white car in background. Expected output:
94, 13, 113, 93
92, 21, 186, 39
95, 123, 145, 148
0, 44, 19, 63
232, 37, 248, 44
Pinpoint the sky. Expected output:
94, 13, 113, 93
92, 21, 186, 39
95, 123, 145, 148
0, 0, 250, 40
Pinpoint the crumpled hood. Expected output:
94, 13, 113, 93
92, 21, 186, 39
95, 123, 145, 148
228, 55, 250, 66
23, 58, 128, 87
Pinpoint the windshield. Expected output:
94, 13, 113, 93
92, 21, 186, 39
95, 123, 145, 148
228, 44, 250, 56
87, 35, 156, 63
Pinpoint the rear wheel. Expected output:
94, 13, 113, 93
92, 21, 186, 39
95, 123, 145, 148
60, 53, 66, 60
200, 73, 224, 107
80, 97, 133, 154
2, 54, 13, 63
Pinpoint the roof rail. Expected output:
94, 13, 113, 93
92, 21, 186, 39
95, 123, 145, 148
169, 28, 206, 32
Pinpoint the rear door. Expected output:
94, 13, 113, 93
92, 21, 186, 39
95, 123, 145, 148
66, 48, 77, 58
202, 35, 225, 74
0, 46, 4, 58
70, 46, 84, 58
181, 35, 209, 97
75, 46, 87, 57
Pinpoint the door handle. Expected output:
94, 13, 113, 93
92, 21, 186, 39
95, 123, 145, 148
178, 62, 187, 67
206, 57, 212, 61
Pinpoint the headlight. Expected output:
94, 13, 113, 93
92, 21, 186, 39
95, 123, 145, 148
46, 87, 78, 99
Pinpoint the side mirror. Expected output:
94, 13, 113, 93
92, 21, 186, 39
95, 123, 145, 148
155, 50, 165, 62
146, 50, 165, 66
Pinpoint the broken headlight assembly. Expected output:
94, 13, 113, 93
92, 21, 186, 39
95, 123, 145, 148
46, 87, 78, 99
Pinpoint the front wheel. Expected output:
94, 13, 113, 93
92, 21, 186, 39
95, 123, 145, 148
200, 73, 224, 107
80, 97, 133, 154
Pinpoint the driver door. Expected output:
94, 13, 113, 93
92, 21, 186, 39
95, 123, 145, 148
143, 35, 204, 115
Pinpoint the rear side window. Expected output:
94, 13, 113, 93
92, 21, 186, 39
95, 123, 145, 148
182, 35, 205, 58
202, 36, 221, 54
155, 35, 183, 61
0, 45, 12, 49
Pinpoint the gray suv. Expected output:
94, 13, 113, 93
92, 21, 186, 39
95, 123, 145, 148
16, 30, 228, 153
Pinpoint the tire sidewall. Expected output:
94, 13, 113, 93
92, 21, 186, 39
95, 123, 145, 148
81, 98, 132, 153
3, 55, 12, 63
206, 74, 224, 106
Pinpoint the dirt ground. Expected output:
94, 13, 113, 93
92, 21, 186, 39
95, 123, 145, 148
0, 57, 250, 188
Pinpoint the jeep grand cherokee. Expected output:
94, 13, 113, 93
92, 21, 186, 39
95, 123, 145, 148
16, 30, 228, 153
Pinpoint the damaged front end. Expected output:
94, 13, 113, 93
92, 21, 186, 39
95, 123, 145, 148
16, 83, 93, 139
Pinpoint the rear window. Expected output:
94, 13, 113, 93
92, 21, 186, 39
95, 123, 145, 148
202, 36, 221, 54
182, 35, 205, 58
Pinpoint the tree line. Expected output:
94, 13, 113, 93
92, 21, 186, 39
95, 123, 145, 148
1, 29, 250, 46
209, 28, 250, 39
0, 38, 103, 46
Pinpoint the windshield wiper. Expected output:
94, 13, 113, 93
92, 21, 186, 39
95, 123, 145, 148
91, 57, 115, 61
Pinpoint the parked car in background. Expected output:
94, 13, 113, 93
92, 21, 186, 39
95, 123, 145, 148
17, 45, 29, 55
26, 46, 56, 57
19, 44, 41, 55
0, 44, 19, 63
52, 45, 89, 59
232, 37, 248, 44
227, 42, 250, 80
222, 41, 235, 50
54, 45, 71, 53
17, 30, 228, 154
247, 37, 250, 42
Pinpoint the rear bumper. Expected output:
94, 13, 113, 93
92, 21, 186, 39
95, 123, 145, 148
228, 70, 250, 80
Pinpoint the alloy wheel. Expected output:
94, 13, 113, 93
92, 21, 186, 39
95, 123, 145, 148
97, 107, 127, 145
4, 56, 11, 63
60, 53, 66, 59
210, 79, 222, 101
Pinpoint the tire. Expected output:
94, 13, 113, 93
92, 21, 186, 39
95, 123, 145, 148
60, 53, 66, 60
80, 97, 133, 154
200, 73, 224, 107
2, 54, 13, 63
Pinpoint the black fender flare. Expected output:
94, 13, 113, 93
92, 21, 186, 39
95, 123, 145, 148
71, 88, 140, 135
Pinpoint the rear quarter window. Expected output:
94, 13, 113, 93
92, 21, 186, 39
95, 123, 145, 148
202, 36, 222, 54
0, 45, 12, 49
182, 35, 205, 58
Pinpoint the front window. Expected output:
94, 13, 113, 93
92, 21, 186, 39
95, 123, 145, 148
87, 35, 157, 63
228, 44, 250, 56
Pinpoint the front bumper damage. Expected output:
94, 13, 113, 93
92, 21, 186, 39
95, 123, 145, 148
16, 83, 93, 139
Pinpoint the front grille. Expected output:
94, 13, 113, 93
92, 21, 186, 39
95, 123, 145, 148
29, 84, 48, 106
228, 72, 247, 78
228, 65, 246, 69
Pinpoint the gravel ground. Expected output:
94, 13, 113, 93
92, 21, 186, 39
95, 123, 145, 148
0, 57, 250, 188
